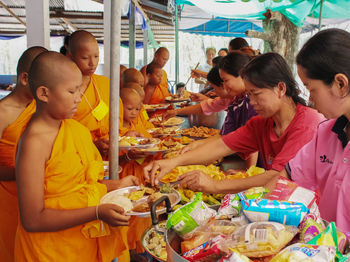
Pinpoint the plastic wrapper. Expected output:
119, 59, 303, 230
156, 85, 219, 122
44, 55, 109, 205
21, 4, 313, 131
244, 187, 269, 200
166, 192, 215, 237
270, 243, 336, 262
308, 222, 348, 260
182, 234, 226, 262
216, 194, 241, 219
231, 216, 249, 227
268, 176, 319, 209
240, 198, 309, 227
218, 250, 251, 262
299, 214, 324, 243
219, 222, 298, 257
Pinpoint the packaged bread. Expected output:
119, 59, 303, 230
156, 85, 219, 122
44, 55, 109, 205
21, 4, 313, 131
219, 222, 298, 257
270, 243, 336, 262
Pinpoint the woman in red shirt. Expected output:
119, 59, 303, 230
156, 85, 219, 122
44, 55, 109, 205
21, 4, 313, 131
144, 53, 324, 194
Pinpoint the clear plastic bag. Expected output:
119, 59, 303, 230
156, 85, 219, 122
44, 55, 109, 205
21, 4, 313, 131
219, 222, 298, 257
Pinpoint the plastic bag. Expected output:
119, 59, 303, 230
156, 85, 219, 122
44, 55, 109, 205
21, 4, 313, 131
182, 234, 226, 262
240, 198, 309, 227
299, 214, 324, 243
270, 243, 336, 262
166, 192, 215, 237
219, 222, 298, 257
307, 222, 348, 260
216, 194, 241, 219
218, 250, 251, 262
268, 176, 319, 209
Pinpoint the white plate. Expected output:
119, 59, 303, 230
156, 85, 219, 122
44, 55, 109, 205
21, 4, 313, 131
143, 104, 170, 111
165, 96, 191, 103
100, 186, 180, 218
147, 126, 181, 137
118, 137, 160, 150
161, 117, 185, 127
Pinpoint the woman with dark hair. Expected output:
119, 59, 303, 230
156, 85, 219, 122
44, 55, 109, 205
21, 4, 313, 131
277, 28, 350, 236
145, 52, 324, 194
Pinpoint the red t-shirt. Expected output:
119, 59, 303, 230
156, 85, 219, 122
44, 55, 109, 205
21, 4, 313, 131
222, 104, 324, 171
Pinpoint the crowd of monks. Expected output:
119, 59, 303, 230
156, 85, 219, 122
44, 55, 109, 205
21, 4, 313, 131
0, 30, 171, 262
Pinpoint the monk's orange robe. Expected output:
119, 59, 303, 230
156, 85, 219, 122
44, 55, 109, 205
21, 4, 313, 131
119, 115, 160, 255
139, 106, 154, 130
14, 119, 126, 262
149, 70, 170, 105
0, 100, 36, 262
73, 74, 109, 141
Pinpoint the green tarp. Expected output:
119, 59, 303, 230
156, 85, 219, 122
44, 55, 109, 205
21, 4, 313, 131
176, 0, 350, 27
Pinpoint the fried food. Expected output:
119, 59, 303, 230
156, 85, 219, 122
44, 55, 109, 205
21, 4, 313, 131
182, 126, 220, 138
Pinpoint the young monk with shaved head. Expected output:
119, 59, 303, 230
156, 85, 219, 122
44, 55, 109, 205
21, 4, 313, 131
0, 46, 47, 262
15, 51, 138, 261
140, 47, 171, 104
67, 30, 110, 158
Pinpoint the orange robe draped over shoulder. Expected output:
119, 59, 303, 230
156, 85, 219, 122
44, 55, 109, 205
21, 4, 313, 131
14, 119, 126, 262
74, 74, 110, 141
0, 100, 35, 262
149, 70, 170, 105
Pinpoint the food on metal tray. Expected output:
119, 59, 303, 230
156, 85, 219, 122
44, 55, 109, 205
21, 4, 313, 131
182, 126, 220, 138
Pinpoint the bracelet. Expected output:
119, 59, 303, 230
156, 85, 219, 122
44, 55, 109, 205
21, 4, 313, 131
125, 152, 131, 161
96, 205, 100, 220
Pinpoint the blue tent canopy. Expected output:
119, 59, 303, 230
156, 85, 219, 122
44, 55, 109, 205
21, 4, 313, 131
181, 18, 262, 37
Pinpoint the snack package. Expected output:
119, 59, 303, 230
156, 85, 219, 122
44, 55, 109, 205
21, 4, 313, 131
181, 232, 211, 254
244, 187, 269, 200
218, 250, 251, 262
308, 222, 348, 260
166, 192, 215, 237
299, 214, 324, 243
216, 194, 241, 219
240, 198, 309, 227
268, 176, 319, 209
270, 243, 336, 262
182, 234, 226, 261
219, 222, 298, 257
231, 216, 249, 227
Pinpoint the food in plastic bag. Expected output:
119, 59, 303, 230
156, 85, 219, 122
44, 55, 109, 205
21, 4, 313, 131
299, 214, 324, 243
219, 222, 298, 257
218, 250, 251, 262
244, 187, 269, 200
216, 194, 241, 219
166, 192, 215, 237
182, 234, 226, 262
268, 176, 319, 209
181, 232, 211, 254
270, 243, 336, 262
240, 198, 309, 227
308, 222, 348, 260
231, 216, 249, 227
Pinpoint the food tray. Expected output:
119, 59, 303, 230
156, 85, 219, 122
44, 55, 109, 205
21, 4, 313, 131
165, 96, 191, 103
161, 117, 185, 127
118, 137, 160, 150
148, 126, 182, 137
144, 104, 170, 111
100, 186, 180, 218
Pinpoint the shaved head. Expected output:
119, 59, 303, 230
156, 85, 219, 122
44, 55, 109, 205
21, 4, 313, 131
16, 46, 48, 77
153, 47, 169, 68
155, 47, 169, 56
68, 30, 97, 55
29, 51, 82, 99
122, 68, 145, 87
120, 87, 141, 103
123, 82, 145, 100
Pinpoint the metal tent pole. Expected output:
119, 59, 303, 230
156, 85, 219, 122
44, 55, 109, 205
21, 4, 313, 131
175, 3, 179, 85
318, 0, 324, 31
109, 0, 121, 181
129, 1, 136, 68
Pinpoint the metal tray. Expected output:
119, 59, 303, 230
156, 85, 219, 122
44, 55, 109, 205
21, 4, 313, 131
100, 186, 180, 217
144, 104, 170, 111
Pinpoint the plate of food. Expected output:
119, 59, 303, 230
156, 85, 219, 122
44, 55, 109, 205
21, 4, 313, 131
142, 221, 167, 261
135, 138, 185, 155
143, 104, 170, 112
181, 126, 221, 139
118, 136, 160, 150
100, 185, 180, 217
147, 126, 182, 137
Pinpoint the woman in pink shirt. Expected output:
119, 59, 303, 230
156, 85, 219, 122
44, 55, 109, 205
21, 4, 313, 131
144, 53, 324, 193
281, 29, 350, 236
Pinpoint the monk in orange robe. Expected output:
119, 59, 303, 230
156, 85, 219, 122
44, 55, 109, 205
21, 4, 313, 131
0, 46, 47, 262
15, 51, 138, 262
67, 30, 110, 158
141, 47, 170, 105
